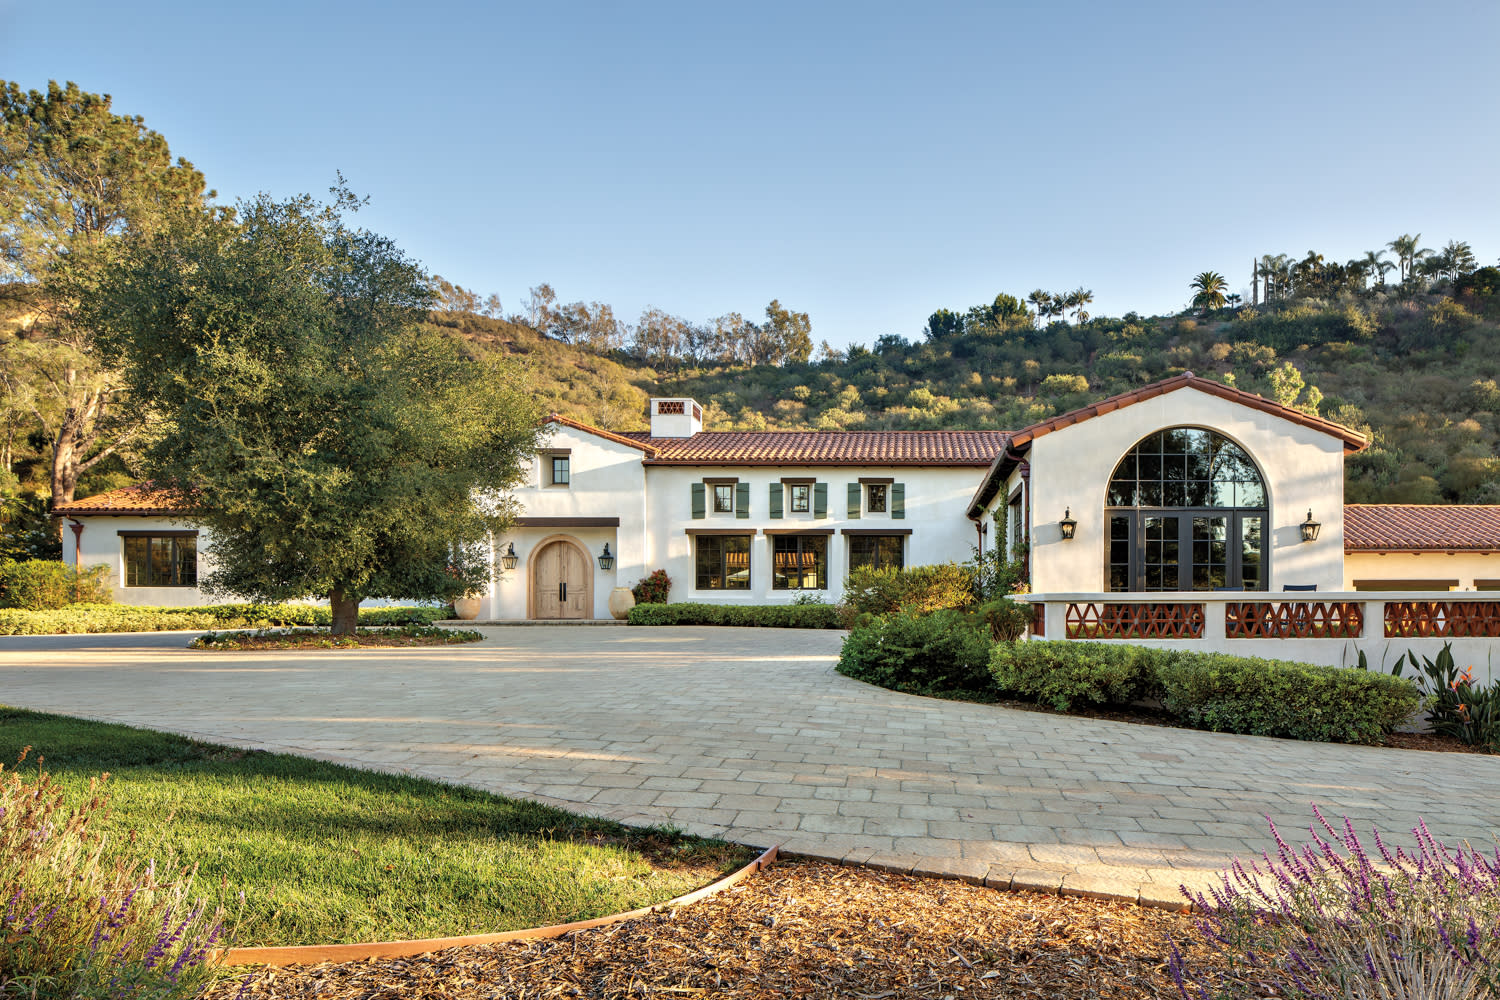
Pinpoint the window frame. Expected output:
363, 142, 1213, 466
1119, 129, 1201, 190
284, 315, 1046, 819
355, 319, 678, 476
541, 449, 572, 488
704, 477, 738, 515
693, 532, 752, 590
771, 533, 828, 591
859, 477, 893, 517
119, 530, 199, 588
847, 533, 905, 572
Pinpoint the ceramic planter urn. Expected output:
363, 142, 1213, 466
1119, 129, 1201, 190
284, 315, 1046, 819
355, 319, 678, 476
452, 596, 483, 621
608, 587, 636, 620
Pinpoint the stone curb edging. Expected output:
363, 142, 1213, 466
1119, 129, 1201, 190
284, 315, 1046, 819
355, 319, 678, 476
216, 845, 779, 967
780, 849, 1196, 913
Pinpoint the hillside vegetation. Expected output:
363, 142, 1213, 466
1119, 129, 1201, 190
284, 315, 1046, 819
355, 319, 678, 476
439, 268, 1500, 506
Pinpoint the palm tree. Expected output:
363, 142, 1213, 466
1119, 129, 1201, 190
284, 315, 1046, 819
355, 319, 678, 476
1226, 293, 1242, 309
1387, 234, 1433, 283
1190, 271, 1228, 313
1356, 249, 1394, 288
1256, 254, 1291, 301
1026, 289, 1050, 327
1062, 288, 1092, 325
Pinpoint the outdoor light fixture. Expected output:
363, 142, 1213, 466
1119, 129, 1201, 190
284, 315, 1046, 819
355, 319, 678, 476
598, 543, 615, 571
1300, 510, 1321, 543
500, 542, 519, 570
1059, 508, 1077, 540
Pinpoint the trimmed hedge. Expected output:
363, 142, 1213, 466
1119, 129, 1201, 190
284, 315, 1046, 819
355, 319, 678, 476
626, 602, 843, 629
1155, 649, 1421, 745
0, 560, 112, 610
989, 640, 1157, 712
841, 564, 974, 619
0, 603, 447, 635
836, 608, 994, 695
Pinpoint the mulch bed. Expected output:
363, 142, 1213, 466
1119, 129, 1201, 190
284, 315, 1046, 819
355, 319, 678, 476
209, 860, 1217, 999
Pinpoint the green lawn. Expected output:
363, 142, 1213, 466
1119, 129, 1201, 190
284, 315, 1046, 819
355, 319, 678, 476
0, 707, 751, 947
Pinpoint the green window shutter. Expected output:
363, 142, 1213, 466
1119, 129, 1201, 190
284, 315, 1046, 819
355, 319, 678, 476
891, 482, 906, 519
691, 482, 706, 519
736, 482, 750, 518
813, 482, 828, 519
847, 483, 861, 519
769, 483, 784, 519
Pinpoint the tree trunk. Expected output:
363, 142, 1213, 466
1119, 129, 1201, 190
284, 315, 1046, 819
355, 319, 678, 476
330, 587, 360, 636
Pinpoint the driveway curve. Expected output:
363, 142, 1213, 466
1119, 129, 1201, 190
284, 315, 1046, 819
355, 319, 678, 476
2, 625, 1493, 904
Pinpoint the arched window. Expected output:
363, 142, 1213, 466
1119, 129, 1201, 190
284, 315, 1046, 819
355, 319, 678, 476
1105, 428, 1267, 592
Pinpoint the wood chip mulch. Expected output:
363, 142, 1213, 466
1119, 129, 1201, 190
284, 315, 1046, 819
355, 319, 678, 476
208, 860, 1218, 999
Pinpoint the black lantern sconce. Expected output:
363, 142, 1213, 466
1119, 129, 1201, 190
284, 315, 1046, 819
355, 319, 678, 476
1300, 510, 1321, 543
1059, 508, 1077, 540
500, 542, 519, 570
598, 543, 615, 571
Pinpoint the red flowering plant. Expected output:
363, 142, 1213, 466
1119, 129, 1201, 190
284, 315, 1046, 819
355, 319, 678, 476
632, 569, 671, 606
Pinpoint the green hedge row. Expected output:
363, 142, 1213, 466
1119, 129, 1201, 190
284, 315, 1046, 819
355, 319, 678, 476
987, 640, 1420, 745
626, 602, 843, 629
0, 603, 447, 635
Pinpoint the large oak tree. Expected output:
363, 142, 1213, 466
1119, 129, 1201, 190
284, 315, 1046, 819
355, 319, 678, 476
95, 189, 542, 633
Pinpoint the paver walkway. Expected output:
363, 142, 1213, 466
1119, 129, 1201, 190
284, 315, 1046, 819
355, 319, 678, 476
2, 626, 1494, 905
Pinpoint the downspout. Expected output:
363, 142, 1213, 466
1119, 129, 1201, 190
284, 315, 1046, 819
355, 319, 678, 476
1019, 461, 1032, 589
67, 519, 84, 567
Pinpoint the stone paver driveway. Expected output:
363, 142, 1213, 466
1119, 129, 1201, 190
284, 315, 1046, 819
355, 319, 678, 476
2, 626, 1494, 905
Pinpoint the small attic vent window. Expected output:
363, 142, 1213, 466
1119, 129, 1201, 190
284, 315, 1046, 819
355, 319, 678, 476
692, 403, 703, 421
658, 401, 686, 415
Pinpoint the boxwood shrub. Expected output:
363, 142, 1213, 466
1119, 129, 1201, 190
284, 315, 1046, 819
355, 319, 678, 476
0, 560, 112, 610
0, 603, 446, 635
626, 602, 842, 629
1155, 649, 1421, 745
836, 608, 994, 696
989, 640, 1158, 712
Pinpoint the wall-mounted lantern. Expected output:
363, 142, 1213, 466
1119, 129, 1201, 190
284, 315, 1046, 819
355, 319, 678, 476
1059, 508, 1077, 540
500, 542, 520, 570
598, 543, 615, 571
1300, 510, 1321, 543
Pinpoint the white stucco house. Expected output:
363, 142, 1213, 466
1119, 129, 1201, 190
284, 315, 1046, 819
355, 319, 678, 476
53, 373, 1500, 675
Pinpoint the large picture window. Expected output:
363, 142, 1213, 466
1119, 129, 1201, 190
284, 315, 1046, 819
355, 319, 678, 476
123, 533, 198, 588
849, 534, 904, 572
772, 535, 827, 590
1105, 428, 1267, 592
695, 535, 750, 590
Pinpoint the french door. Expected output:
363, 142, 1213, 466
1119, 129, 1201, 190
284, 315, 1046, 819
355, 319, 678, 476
1106, 510, 1265, 592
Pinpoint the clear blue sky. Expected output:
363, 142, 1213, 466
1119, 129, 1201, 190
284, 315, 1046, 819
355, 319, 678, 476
4, 0, 1496, 348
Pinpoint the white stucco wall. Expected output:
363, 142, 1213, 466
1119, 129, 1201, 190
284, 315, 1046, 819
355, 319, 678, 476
61, 514, 212, 606
1344, 551, 1500, 591
488, 423, 647, 619
642, 464, 985, 605
1021, 387, 1348, 593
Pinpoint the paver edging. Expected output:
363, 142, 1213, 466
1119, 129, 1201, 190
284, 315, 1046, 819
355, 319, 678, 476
216, 844, 779, 967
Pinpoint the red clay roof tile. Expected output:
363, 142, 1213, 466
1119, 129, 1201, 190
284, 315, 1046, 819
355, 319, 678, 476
1345, 504, 1500, 551
616, 430, 1011, 466
52, 484, 192, 516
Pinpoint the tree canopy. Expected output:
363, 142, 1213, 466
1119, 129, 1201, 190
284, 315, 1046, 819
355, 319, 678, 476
93, 189, 542, 632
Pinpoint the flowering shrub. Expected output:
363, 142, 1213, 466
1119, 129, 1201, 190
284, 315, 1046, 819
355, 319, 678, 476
0, 749, 235, 999
191, 623, 482, 649
0, 603, 445, 635
1170, 808, 1500, 1000
631, 569, 671, 606
1393, 643, 1500, 751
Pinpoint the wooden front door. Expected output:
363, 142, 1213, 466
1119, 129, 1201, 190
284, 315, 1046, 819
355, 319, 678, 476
533, 540, 589, 619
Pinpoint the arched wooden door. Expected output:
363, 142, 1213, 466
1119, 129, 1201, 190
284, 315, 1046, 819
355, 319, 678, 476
532, 538, 590, 619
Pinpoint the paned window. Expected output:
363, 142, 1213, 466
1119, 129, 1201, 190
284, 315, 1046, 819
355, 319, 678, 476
123, 534, 197, 588
549, 456, 570, 486
865, 483, 888, 513
849, 535, 904, 572
772, 535, 826, 590
789, 484, 811, 513
712, 483, 735, 513
695, 535, 750, 589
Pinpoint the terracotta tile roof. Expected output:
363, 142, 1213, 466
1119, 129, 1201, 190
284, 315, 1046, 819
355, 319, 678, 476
1345, 504, 1500, 552
614, 430, 1011, 467
543, 414, 658, 455
52, 484, 193, 517
967, 372, 1369, 516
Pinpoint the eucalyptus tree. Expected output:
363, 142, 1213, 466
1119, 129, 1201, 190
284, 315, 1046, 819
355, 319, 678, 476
0, 80, 210, 504
1190, 271, 1228, 312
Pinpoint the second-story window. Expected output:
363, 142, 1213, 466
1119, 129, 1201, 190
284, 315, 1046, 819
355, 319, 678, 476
550, 455, 570, 486
713, 483, 735, 513
866, 483, 888, 513
789, 483, 811, 513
